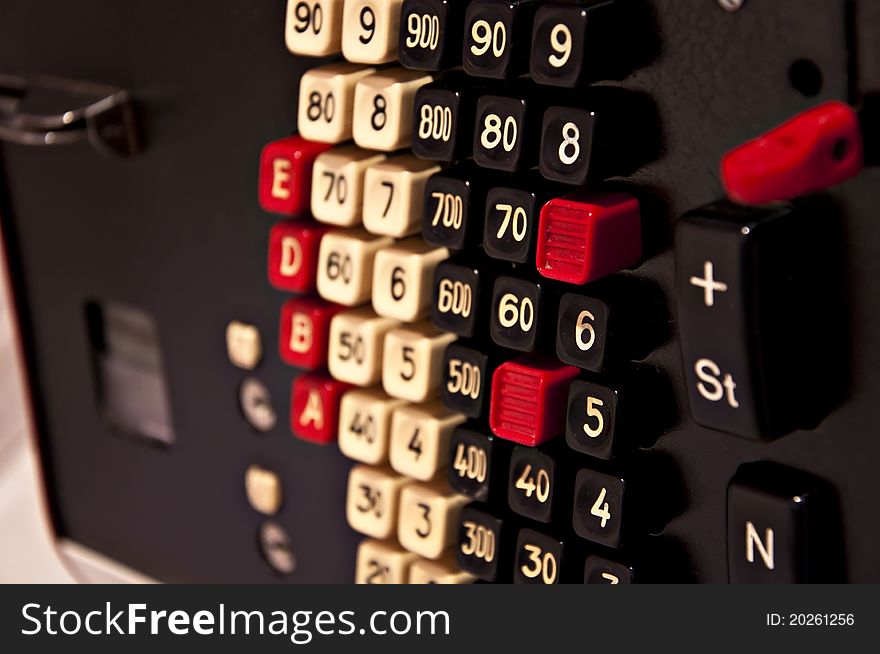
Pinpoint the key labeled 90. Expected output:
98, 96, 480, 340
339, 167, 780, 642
462, 0, 536, 79
285, 0, 345, 57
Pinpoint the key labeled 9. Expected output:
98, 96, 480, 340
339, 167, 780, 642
342, 0, 405, 64
530, 4, 586, 87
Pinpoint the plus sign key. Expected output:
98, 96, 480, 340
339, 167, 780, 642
676, 200, 831, 439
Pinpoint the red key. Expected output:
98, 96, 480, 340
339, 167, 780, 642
258, 136, 331, 216
290, 373, 352, 445
489, 354, 579, 447
279, 297, 343, 370
268, 221, 329, 293
722, 101, 863, 205
536, 191, 641, 285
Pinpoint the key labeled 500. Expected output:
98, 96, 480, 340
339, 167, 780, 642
766, 613, 855, 627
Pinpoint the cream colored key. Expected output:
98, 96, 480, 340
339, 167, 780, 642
362, 155, 440, 237
382, 321, 456, 402
355, 539, 419, 584
297, 62, 376, 143
341, 0, 404, 64
226, 320, 262, 370
317, 229, 393, 306
346, 464, 412, 539
389, 400, 465, 481
397, 480, 469, 559
244, 465, 282, 516
328, 308, 400, 386
352, 68, 434, 151
338, 387, 409, 464
311, 146, 386, 226
372, 239, 449, 322
409, 555, 476, 585
285, 0, 345, 57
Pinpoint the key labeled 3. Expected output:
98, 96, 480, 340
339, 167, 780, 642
398, 481, 469, 559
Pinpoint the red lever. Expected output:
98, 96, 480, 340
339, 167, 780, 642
721, 101, 863, 205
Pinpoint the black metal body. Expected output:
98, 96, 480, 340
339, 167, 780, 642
1, 0, 878, 582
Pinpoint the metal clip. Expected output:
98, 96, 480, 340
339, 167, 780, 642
0, 73, 140, 157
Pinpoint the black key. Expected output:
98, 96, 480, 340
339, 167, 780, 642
565, 379, 620, 460
555, 277, 668, 371
489, 275, 554, 353
513, 528, 565, 584
676, 201, 836, 439
530, 1, 622, 88
462, 0, 539, 80
431, 261, 486, 338
456, 504, 508, 582
584, 555, 634, 584
399, 0, 465, 72
572, 467, 626, 548
539, 91, 655, 185
442, 343, 493, 418
422, 166, 487, 250
728, 462, 840, 583
565, 366, 673, 460
507, 445, 558, 523
483, 185, 539, 263
556, 292, 612, 371
472, 94, 542, 172
539, 106, 596, 185
412, 78, 481, 163
448, 427, 508, 502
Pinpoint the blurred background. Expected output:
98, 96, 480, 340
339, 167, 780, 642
0, 240, 74, 582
